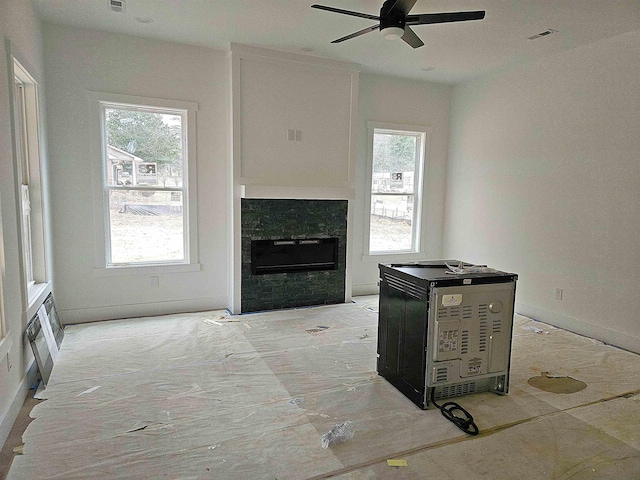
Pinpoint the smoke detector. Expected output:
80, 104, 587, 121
108, 0, 126, 13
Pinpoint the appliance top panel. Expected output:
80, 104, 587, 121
380, 260, 517, 283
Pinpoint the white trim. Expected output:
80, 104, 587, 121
87, 91, 198, 112
241, 185, 355, 200
93, 262, 201, 276
352, 284, 379, 296
516, 302, 640, 355
361, 252, 428, 262
61, 295, 226, 324
0, 374, 31, 450
87, 92, 199, 270
0, 185, 5, 340
229, 43, 360, 73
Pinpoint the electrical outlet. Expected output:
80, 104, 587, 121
555, 288, 563, 300
6, 351, 12, 371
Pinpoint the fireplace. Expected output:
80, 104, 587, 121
251, 238, 338, 275
241, 199, 347, 312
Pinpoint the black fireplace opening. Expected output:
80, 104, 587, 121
251, 238, 339, 275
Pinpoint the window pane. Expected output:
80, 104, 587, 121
105, 108, 183, 188
369, 194, 413, 252
372, 133, 416, 194
108, 190, 184, 264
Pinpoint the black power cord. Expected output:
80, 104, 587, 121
430, 388, 479, 436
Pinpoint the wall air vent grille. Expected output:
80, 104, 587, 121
384, 273, 428, 300
109, 0, 125, 13
527, 29, 558, 40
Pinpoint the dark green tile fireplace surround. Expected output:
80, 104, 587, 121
241, 199, 347, 313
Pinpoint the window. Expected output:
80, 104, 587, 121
12, 59, 48, 301
14, 78, 34, 285
91, 93, 198, 270
366, 123, 426, 255
0, 205, 5, 341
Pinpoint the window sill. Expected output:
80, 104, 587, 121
27, 282, 53, 320
93, 263, 202, 277
361, 252, 425, 263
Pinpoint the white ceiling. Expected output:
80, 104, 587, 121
33, 0, 640, 84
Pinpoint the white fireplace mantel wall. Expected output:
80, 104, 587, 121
228, 44, 360, 313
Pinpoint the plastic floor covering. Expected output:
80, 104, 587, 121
8, 296, 640, 479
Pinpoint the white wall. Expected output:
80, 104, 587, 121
235, 47, 357, 189
351, 73, 452, 294
0, 0, 47, 449
445, 30, 640, 353
43, 24, 230, 322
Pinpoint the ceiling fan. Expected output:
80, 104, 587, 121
311, 0, 485, 48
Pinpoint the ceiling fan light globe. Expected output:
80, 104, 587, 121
381, 26, 404, 40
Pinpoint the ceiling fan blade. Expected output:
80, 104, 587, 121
311, 4, 379, 21
383, 0, 418, 16
400, 26, 424, 48
331, 24, 380, 44
407, 11, 485, 25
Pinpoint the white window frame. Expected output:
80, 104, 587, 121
364, 122, 429, 257
11, 58, 50, 305
89, 92, 200, 275
0, 202, 6, 344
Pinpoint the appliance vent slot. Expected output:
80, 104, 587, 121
108, 0, 126, 13
492, 318, 502, 334
438, 381, 477, 399
383, 273, 428, 300
479, 319, 488, 352
435, 366, 449, 383
463, 305, 472, 319
479, 304, 488, 317
460, 330, 469, 354
438, 306, 460, 319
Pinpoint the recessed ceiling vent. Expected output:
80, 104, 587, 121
108, 0, 126, 13
528, 29, 557, 40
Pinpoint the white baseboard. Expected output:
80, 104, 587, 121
0, 360, 37, 451
352, 283, 378, 297
516, 302, 640, 355
60, 296, 228, 324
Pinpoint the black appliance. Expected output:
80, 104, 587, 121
378, 260, 517, 409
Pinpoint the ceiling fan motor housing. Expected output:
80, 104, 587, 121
380, 4, 406, 32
